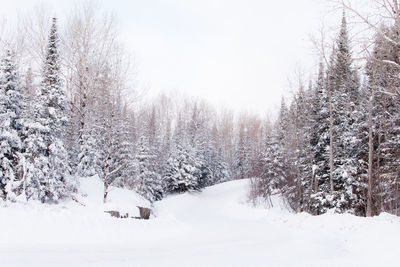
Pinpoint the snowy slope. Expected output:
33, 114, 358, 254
1, 179, 400, 267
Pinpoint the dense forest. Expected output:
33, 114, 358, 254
0, 1, 400, 219
253, 6, 400, 217
0, 6, 240, 205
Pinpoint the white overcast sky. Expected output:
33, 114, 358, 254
0, 0, 342, 115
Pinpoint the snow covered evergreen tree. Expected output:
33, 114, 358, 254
257, 98, 290, 203
165, 144, 201, 193
329, 13, 363, 213
135, 136, 163, 202
115, 106, 137, 188
207, 124, 230, 186
0, 50, 24, 201
23, 18, 74, 203
233, 125, 250, 180
293, 85, 314, 212
165, 114, 201, 193
309, 63, 333, 214
76, 127, 101, 177
259, 128, 286, 196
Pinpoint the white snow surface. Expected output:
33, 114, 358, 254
78, 175, 151, 216
1, 178, 400, 267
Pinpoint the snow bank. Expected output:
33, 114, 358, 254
79, 175, 151, 216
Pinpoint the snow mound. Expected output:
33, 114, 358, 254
79, 175, 151, 216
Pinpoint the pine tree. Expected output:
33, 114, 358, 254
76, 127, 101, 177
165, 143, 201, 193
309, 63, 332, 214
135, 136, 163, 202
207, 125, 230, 186
233, 125, 250, 180
258, 98, 289, 201
23, 18, 74, 203
0, 50, 24, 201
211, 146, 230, 185
329, 13, 362, 213
159, 117, 172, 189
294, 85, 314, 212
116, 106, 137, 188
260, 128, 286, 196
165, 116, 201, 193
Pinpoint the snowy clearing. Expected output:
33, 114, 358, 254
1, 178, 399, 267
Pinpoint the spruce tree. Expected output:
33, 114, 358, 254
0, 50, 24, 201
330, 13, 362, 213
309, 63, 332, 214
76, 127, 101, 177
165, 115, 201, 193
295, 85, 314, 212
260, 98, 289, 200
233, 126, 250, 180
165, 144, 201, 193
260, 128, 286, 195
207, 127, 230, 186
135, 136, 163, 202
24, 18, 74, 203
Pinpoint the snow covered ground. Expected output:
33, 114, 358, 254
1, 178, 400, 267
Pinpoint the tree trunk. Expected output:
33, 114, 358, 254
103, 182, 109, 203
309, 148, 315, 194
328, 84, 335, 193
377, 122, 382, 213
366, 90, 375, 217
